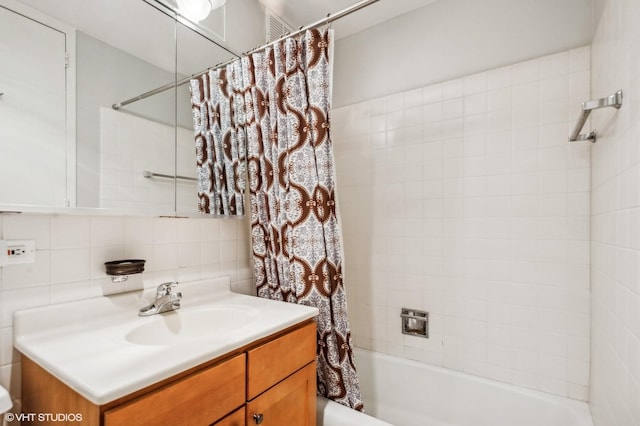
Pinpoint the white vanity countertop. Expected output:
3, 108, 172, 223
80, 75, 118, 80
14, 277, 318, 405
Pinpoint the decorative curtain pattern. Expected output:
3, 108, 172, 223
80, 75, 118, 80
189, 62, 246, 216
243, 28, 364, 411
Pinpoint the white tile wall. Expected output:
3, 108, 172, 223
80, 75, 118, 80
100, 108, 198, 214
333, 46, 591, 400
590, 0, 640, 425
0, 213, 253, 406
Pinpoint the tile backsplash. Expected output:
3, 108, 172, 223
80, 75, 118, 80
0, 213, 252, 402
332, 46, 592, 400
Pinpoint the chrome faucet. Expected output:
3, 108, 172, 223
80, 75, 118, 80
139, 282, 182, 316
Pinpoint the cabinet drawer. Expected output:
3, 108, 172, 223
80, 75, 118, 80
246, 362, 316, 426
104, 354, 245, 426
247, 321, 316, 400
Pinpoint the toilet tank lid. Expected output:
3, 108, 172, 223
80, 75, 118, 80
0, 385, 12, 413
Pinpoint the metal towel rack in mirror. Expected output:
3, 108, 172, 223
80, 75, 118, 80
569, 90, 623, 143
143, 171, 197, 182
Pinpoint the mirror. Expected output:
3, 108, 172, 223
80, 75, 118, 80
0, 0, 242, 216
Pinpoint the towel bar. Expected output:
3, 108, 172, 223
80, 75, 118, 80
569, 90, 623, 143
143, 171, 197, 182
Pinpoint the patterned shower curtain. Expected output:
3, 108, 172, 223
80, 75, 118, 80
189, 62, 246, 216
242, 29, 364, 411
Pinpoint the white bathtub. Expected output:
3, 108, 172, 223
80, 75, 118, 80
317, 395, 392, 426
318, 348, 594, 426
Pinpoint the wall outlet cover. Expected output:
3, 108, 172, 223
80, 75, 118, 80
0, 239, 36, 265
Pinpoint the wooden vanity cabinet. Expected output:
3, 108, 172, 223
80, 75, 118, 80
21, 320, 316, 426
213, 407, 245, 426
103, 353, 246, 426
246, 363, 316, 426
246, 320, 317, 426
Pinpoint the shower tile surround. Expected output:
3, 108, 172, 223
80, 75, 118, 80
589, 0, 640, 424
333, 46, 592, 400
0, 213, 253, 404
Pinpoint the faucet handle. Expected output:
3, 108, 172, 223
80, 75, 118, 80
156, 281, 178, 296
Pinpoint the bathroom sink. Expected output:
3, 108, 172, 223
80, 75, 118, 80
14, 276, 318, 405
125, 305, 260, 346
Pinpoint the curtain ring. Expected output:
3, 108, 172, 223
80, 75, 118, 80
325, 12, 333, 30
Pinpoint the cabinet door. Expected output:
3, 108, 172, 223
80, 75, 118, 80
247, 321, 316, 399
246, 362, 316, 426
104, 354, 245, 426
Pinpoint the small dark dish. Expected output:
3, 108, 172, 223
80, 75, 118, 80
104, 259, 146, 276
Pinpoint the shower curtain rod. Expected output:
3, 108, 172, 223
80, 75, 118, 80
112, 0, 379, 110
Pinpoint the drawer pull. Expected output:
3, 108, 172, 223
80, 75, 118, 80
253, 413, 264, 424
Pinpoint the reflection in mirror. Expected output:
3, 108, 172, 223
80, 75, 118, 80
176, 18, 246, 217
0, 2, 74, 208
186, 64, 247, 217
77, 6, 177, 215
176, 16, 245, 215
0, 0, 241, 216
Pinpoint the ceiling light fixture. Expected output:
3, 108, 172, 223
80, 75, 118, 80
176, 0, 215, 22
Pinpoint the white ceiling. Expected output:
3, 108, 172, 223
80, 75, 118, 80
8, 0, 439, 74
259, 0, 440, 39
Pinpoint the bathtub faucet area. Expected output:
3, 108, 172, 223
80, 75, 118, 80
138, 282, 182, 316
